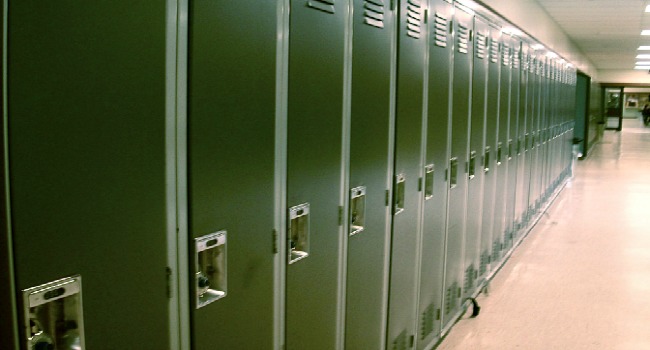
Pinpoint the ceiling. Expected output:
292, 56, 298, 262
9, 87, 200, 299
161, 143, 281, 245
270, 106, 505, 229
535, 0, 650, 70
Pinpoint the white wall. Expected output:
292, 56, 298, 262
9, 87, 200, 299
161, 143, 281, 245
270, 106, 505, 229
598, 70, 650, 85
477, 0, 598, 79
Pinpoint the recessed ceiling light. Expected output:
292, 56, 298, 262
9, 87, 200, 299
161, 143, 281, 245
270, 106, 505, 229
642, 30, 650, 35
639, 46, 650, 50
634, 66, 650, 70
637, 61, 650, 65
646, 4, 650, 12
637, 54, 650, 59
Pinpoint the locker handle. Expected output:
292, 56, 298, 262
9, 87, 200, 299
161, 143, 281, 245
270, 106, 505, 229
484, 147, 491, 173
507, 140, 513, 160
424, 164, 434, 200
449, 158, 458, 189
496, 143, 502, 165
288, 203, 310, 264
349, 186, 366, 236
195, 231, 227, 308
394, 174, 406, 215
468, 151, 477, 180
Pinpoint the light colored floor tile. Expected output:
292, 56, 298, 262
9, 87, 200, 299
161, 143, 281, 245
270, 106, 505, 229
436, 118, 650, 350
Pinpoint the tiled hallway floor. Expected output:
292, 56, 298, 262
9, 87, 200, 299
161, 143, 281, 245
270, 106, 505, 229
436, 118, 650, 350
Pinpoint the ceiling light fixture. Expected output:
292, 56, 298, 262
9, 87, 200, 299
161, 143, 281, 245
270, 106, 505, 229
639, 46, 650, 50
634, 66, 650, 70
642, 30, 650, 35
637, 61, 650, 65
646, 5, 650, 12
637, 54, 650, 59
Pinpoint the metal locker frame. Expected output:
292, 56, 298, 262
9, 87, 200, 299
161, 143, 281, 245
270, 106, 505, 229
187, 1, 280, 348
344, 0, 396, 348
504, 37, 521, 252
441, 3, 473, 333
462, 14, 489, 300
386, 0, 428, 348
7, 2, 173, 348
491, 33, 512, 266
285, 0, 350, 348
478, 22, 501, 283
514, 41, 529, 235
416, 0, 453, 347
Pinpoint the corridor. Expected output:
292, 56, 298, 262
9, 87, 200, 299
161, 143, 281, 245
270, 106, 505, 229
438, 118, 650, 350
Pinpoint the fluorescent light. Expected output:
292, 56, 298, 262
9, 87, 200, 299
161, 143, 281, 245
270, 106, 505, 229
639, 46, 650, 50
637, 61, 650, 65
646, 5, 650, 12
637, 54, 650, 59
642, 30, 650, 35
634, 66, 650, 70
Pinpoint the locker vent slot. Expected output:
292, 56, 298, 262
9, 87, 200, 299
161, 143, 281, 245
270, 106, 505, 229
444, 287, 452, 314
475, 32, 487, 59
307, 0, 335, 14
392, 330, 408, 350
513, 48, 520, 69
492, 240, 501, 261
364, 0, 385, 29
420, 302, 436, 339
457, 23, 470, 54
433, 12, 448, 47
444, 281, 459, 314
490, 38, 499, 63
464, 265, 475, 294
406, 0, 423, 39
479, 251, 488, 276
502, 45, 510, 66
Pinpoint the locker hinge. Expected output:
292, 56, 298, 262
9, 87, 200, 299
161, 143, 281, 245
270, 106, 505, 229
338, 206, 344, 226
409, 335, 415, 348
272, 229, 278, 254
436, 308, 441, 320
166, 267, 172, 299
418, 177, 422, 192
385, 189, 390, 206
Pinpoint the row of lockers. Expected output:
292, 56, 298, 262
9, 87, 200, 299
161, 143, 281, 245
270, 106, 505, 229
1, 0, 576, 349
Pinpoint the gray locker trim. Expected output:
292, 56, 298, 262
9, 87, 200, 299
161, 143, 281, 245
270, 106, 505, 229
338, 2, 353, 348
382, 2, 398, 346
2, 0, 19, 348
275, 0, 290, 349
169, 0, 190, 348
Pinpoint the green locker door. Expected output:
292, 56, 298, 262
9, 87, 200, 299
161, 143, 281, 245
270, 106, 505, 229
7, 2, 171, 348
441, 4, 473, 331
514, 43, 529, 234
522, 47, 535, 228
491, 36, 512, 265
345, 0, 395, 349
478, 23, 501, 281
386, 0, 427, 347
504, 39, 521, 251
463, 15, 488, 299
417, 0, 452, 347
286, 0, 348, 348
188, 1, 278, 349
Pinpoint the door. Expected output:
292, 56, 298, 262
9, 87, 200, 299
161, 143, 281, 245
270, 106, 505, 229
417, 0, 453, 347
7, 2, 171, 348
188, 1, 278, 348
345, 1, 395, 349
285, 0, 349, 348
386, 0, 427, 347
441, 3, 473, 331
